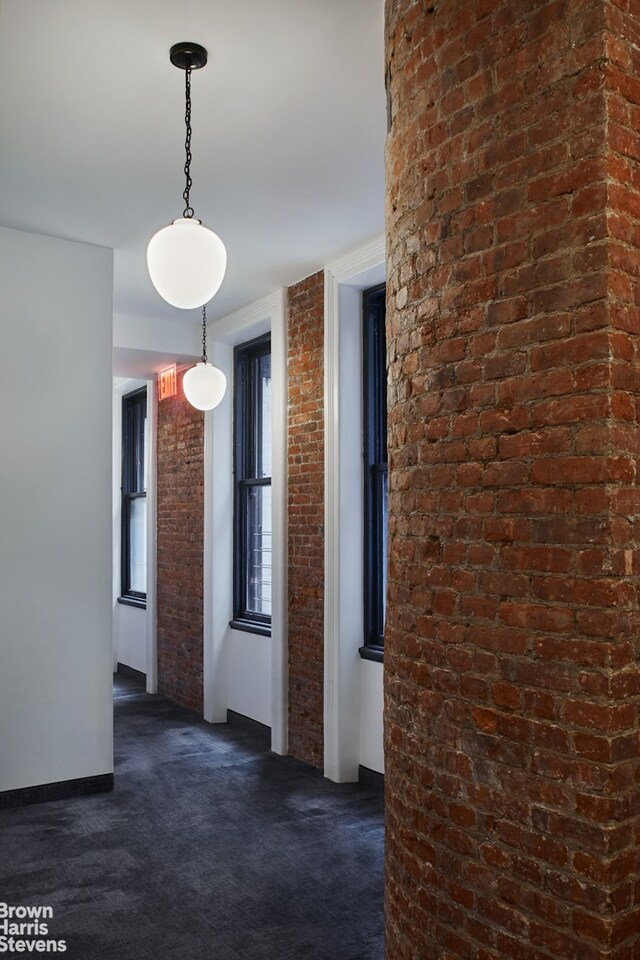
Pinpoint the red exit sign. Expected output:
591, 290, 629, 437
158, 364, 177, 400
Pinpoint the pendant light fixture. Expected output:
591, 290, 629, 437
147, 42, 227, 310
183, 304, 227, 411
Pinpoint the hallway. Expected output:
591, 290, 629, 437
0, 676, 384, 960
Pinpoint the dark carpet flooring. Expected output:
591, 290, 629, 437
1, 675, 384, 960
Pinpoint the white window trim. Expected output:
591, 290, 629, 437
111, 376, 157, 694
203, 289, 288, 755
324, 234, 386, 782
145, 377, 158, 693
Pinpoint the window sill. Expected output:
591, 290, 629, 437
229, 618, 271, 638
117, 596, 147, 610
359, 644, 383, 664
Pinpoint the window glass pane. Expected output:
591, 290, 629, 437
234, 335, 272, 626
259, 353, 272, 479
129, 497, 147, 594
245, 484, 272, 616
135, 404, 144, 492
381, 470, 388, 630
142, 414, 148, 492
363, 285, 387, 647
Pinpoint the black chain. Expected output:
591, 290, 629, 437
183, 63, 194, 218
201, 304, 208, 363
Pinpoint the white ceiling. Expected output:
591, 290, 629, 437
0, 0, 385, 326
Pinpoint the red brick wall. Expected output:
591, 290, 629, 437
156, 368, 204, 713
385, 1, 639, 957
288, 271, 325, 767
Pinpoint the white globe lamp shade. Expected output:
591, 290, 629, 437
183, 362, 226, 411
147, 218, 227, 310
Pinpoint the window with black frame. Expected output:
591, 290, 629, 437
361, 284, 387, 661
120, 388, 147, 606
232, 334, 272, 635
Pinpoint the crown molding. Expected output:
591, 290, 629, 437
325, 234, 385, 284
211, 289, 286, 343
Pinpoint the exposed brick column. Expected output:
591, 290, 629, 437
385, 1, 639, 958
156, 368, 204, 713
288, 271, 325, 767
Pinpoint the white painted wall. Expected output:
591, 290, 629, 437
145, 378, 158, 694
0, 225, 113, 792
360, 660, 384, 773
114, 313, 200, 354
228, 631, 272, 726
113, 312, 200, 380
116, 605, 147, 675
